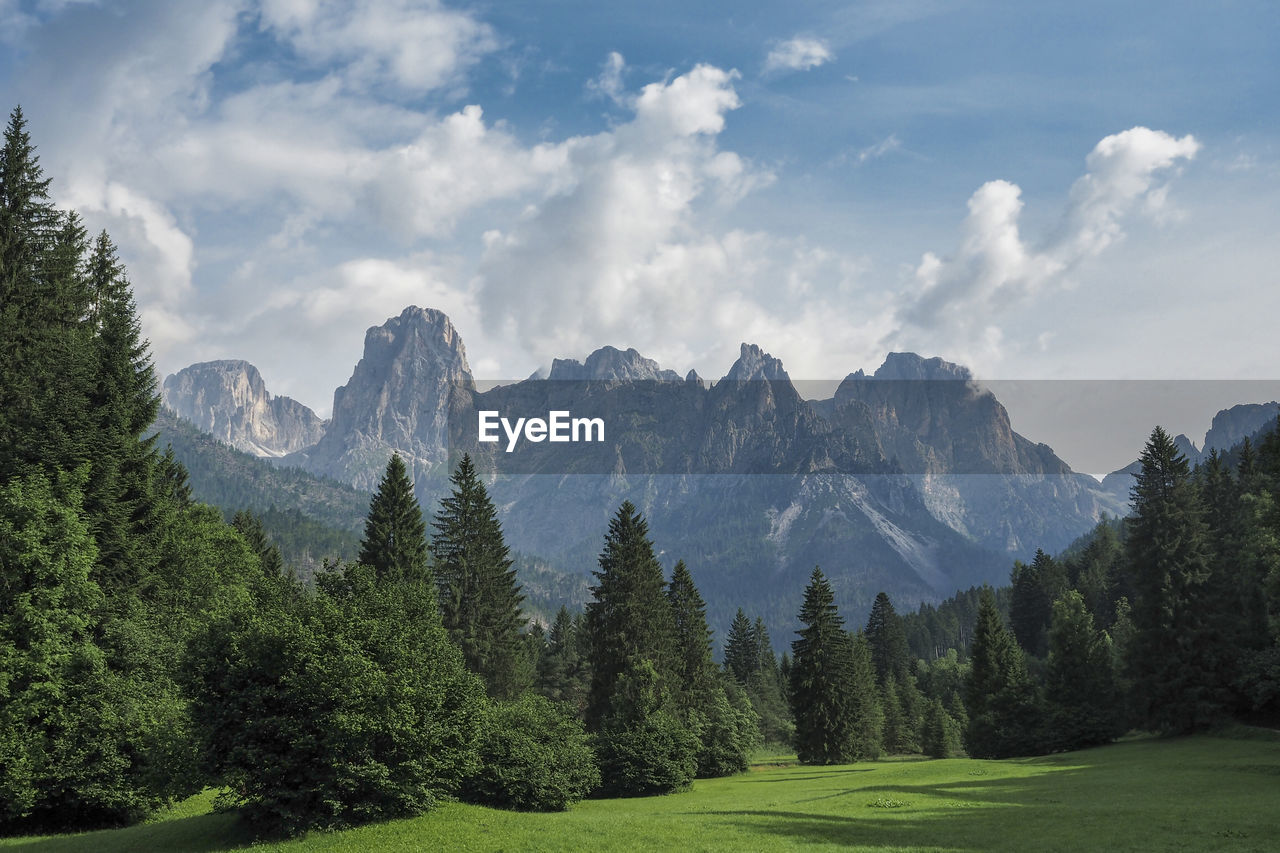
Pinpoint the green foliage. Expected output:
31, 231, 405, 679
921, 697, 964, 758
463, 694, 599, 812
1126, 426, 1225, 733
592, 659, 699, 797
360, 454, 432, 586
584, 501, 677, 729
185, 562, 484, 836
790, 568, 882, 764
432, 453, 529, 699
0, 471, 157, 829
964, 587, 1042, 758
1009, 549, 1066, 658
665, 562, 755, 777
1045, 591, 1124, 750
534, 606, 590, 712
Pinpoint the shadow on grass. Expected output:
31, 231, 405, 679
3, 811, 254, 853
692, 750, 1276, 852
740, 768, 875, 783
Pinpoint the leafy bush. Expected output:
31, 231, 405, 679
691, 680, 760, 778
592, 660, 699, 797
464, 694, 599, 811
186, 563, 484, 835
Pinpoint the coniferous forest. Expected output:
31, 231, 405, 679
4, 104, 1280, 842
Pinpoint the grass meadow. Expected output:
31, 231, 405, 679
4, 731, 1278, 852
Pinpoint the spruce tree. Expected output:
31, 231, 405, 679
1045, 591, 1123, 750
1010, 550, 1057, 657
359, 454, 432, 587
790, 567, 880, 764
964, 587, 1042, 758
866, 592, 912, 687
432, 453, 527, 699
724, 608, 757, 685
1125, 426, 1223, 733
666, 561, 714, 699
584, 501, 678, 729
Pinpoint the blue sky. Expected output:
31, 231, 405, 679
2, 0, 1278, 436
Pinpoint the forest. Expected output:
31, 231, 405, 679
3, 103, 1280, 840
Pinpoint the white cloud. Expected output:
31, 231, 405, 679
764, 37, 833, 74
587, 51, 627, 104
857, 134, 901, 163
892, 127, 1200, 371
258, 0, 497, 93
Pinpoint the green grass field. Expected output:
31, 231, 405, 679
5, 732, 1278, 852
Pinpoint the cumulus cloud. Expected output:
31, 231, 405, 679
258, 0, 497, 93
893, 127, 1200, 369
764, 37, 833, 74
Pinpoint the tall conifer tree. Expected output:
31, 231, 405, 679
359, 454, 432, 588
584, 500, 676, 729
1126, 426, 1223, 732
431, 453, 527, 698
964, 587, 1041, 758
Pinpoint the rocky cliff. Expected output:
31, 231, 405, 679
283, 306, 474, 490
162, 360, 325, 457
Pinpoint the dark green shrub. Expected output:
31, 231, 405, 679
592, 660, 699, 797
186, 563, 484, 835
464, 694, 599, 811
691, 680, 760, 778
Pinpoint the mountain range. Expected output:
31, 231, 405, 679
164, 305, 1268, 639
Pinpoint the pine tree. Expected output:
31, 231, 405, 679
724, 608, 757, 685
790, 567, 880, 764
964, 587, 1042, 758
666, 561, 714, 699
584, 501, 677, 729
1010, 550, 1057, 657
1045, 591, 1124, 750
83, 230, 161, 594
1125, 426, 1223, 733
536, 606, 590, 712
359, 454, 432, 587
0, 108, 92, 479
865, 591, 911, 687
431, 454, 527, 699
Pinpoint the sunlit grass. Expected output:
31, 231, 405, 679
4, 731, 1278, 852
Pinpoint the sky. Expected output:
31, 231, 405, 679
3, 0, 1279, 454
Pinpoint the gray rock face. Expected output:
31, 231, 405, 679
1101, 401, 1280, 508
547, 346, 682, 381
823, 352, 1125, 553
284, 306, 474, 490
1202, 402, 1280, 455
162, 360, 325, 457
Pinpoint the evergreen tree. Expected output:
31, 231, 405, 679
431, 454, 528, 699
232, 510, 286, 579
665, 562, 755, 777
723, 608, 756, 685
667, 560, 714, 699
1045, 591, 1124, 750
359, 454, 431, 587
1010, 550, 1058, 657
1125, 426, 1224, 733
535, 606, 588, 711
964, 587, 1042, 758
584, 501, 677, 729
865, 591, 911, 687
790, 568, 881, 764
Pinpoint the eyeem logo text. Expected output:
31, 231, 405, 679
478, 410, 605, 452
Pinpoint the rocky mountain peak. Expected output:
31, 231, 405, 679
289, 306, 474, 489
547, 346, 681, 381
723, 343, 791, 383
162, 359, 325, 457
872, 352, 973, 382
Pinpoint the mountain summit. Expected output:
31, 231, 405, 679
284, 306, 473, 489
162, 360, 325, 457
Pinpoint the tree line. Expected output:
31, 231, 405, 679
5, 103, 1280, 838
